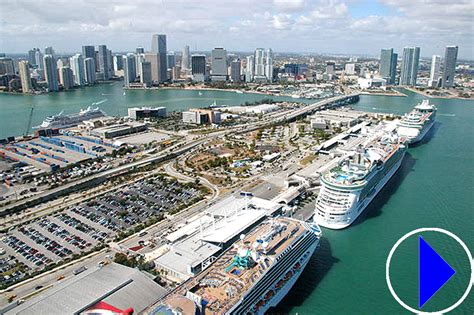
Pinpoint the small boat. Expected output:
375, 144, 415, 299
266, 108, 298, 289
123, 91, 126, 96
235, 90, 244, 94
198, 91, 203, 96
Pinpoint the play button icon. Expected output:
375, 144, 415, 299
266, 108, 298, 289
419, 236, 456, 308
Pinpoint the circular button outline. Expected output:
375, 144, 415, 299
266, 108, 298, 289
386, 227, 473, 314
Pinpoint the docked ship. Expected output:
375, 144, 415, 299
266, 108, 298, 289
397, 100, 437, 144
314, 127, 406, 229
34, 107, 107, 129
148, 217, 321, 315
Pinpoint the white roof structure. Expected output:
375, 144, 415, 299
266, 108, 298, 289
154, 196, 282, 282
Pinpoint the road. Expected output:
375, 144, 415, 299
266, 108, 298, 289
0, 93, 359, 307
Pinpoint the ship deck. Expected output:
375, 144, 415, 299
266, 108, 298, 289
182, 218, 306, 314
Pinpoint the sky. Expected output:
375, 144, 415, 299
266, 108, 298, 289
0, 0, 473, 59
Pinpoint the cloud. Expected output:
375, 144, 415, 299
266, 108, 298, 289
0, 0, 472, 59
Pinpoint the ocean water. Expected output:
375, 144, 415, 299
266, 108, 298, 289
0, 83, 297, 138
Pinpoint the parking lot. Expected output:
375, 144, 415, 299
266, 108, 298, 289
0, 174, 204, 288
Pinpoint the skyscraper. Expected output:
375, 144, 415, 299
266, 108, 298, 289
44, 46, 55, 57
441, 45, 458, 88
59, 67, 74, 90
167, 53, 176, 70
136, 46, 145, 54
230, 59, 241, 83
84, 57, 96, 84
191, 54, 206, 82
182, 45, 190, 71
0, 57, 15, 75
151, 34, 167, 82
379, 48, 397, 84
70, 54, 86, 86
136, 53, 145, 78
246, 55, 254, 82
140, 61, 152, 87
28, 49, 38, 66
19, 60, 32, 93
429, 55, 441, 88
35, 50, 43, 70
144, 53, 159, 82
82, 45, 95, 59
97, 45, 110, 80
211, 48, 227, 81
399, 47, 420, 86
265, 48, 273, 82
123, 53, 137, 87
113, 54, 124, 71
43, 54, 59, 91
254, 48, 265, 76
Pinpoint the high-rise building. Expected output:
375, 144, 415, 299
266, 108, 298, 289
35, 50, 43, 70
211, 48, 227, 81
254, 48, 265, 76
441, 45, 458, 88
19, 60, 32, 93
265, 48, 273, 81
43, 54, 59, 91
113, 54, 124, 72
191, 54, 206, 82
151, 34, 167, 82
97, 45, 110, 80
379, 48, 397, 84
345, 63, 356, 75
135, 53, 145, 78
28, 49, 38, 66
246, 55, 254, 82
84, 57, 96, 84
0, 57, 15, 75
230, 59, 241, 83
326, 62, 335, 75
182, 45, 190, 71
144, 53, 159, 82
140, 61, 152, 87
400, 47, 420, 86
70, 54, 86, 86
429, 55, 441, 88
44, 46, 55, 57
82, 45, 95, 59
123, 53, 137, 87
136, 46, 145, 54
59, 66, 74, 90
167, 52, 176, 70
107, 49, 114, 78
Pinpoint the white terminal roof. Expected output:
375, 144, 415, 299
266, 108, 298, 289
155, 196, 282, 279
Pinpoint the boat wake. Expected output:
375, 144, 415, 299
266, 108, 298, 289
92, 99, 108, 106
437, 113, 455, 117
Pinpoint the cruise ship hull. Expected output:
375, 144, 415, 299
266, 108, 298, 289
258, 241, 318, 315
407, 119, 435, 145
314, 150, 405, 229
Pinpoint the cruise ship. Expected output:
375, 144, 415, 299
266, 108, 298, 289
148, 217, 321, 315
34, 107, 107, 129
314, 126, 407, 229
397, 100, 437, 144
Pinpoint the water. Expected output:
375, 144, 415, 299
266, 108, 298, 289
0, 83, 298, 138
275, 89, 474, 314
0, 87, 473, 313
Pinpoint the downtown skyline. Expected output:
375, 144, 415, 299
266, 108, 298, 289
0, 0, 472, 59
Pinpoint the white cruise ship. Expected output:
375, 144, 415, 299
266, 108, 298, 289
314, 127, 406, 229
147, 217, 321, 315
34, 107, 107, 130
397, 100, 437, 144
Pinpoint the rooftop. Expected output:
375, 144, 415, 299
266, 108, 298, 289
5, 263, 167, 315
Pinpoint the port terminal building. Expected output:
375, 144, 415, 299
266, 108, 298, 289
153, 195, 283, 282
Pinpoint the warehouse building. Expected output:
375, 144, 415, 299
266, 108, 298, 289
128, 107, 167, 120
